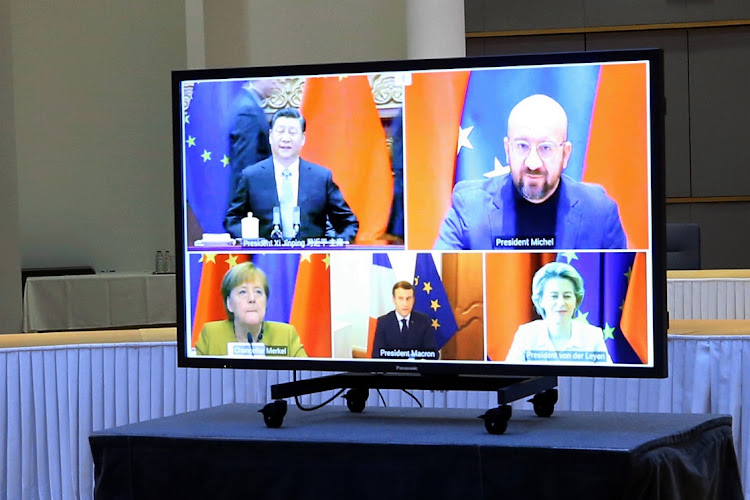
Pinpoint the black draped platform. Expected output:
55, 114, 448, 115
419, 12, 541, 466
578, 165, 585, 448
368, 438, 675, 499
89, 404, 742, 500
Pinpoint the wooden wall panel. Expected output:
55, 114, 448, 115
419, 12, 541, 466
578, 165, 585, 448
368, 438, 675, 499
441, 253, 484, 360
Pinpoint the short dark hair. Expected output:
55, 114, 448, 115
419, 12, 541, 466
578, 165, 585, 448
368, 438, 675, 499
271, 107, 306, 132
392, 280, 414, 296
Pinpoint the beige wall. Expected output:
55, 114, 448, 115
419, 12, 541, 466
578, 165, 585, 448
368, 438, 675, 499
11, 0, 187, 274
203, 0, 408, 67
0, 0, 22, 332
0, 0, 461, 332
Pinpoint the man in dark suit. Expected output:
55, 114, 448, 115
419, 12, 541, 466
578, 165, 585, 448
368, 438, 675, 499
224, 108, 358, 241
435, 94, 626, 250
227, 79, 278, 194
372, 281, 438, 359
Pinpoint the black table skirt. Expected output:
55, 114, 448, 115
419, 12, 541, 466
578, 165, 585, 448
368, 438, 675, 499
89, 404, 743, 500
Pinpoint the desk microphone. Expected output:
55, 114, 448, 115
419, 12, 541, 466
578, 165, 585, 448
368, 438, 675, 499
292, 206, 300, 239
270, 207, 283, 240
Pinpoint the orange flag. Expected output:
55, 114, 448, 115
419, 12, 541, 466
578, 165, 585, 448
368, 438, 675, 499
290, 253, 332, 358
485, 253, 555, 361
300, 76, 392, 244
584, 63, 649, 249
620, 252, 648, 363
404, 70, 471, 249
191, 253, 251, 347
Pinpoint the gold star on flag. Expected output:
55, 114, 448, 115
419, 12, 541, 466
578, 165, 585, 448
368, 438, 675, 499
624, 266, 632, 280
200, 253, 217, 264
186, 136, 196, 147
431, 318, 441, 330
225, 254, 238, 268
576, 311, 590, 324
422, 281, 433, 294
299, 253, 312, 263
201, 150, 212, 162
413, 276, 419, 287
603, 323, 615, 341
221, 155, 230, 167
430, 299, 440, 312
322, 254, 331, 269
559, 252, 578, 263
457, 125, 474, 155
185, 114, 190, 124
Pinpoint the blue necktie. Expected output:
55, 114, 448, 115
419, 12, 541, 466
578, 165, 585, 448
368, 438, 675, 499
401, 318, 408, 334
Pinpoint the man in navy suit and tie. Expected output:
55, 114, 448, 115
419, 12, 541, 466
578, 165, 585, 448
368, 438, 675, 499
372, 281, 438, 359
224, 107, 358, 242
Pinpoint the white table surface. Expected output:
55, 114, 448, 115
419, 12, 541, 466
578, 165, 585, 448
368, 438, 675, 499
23, 271, 176, 332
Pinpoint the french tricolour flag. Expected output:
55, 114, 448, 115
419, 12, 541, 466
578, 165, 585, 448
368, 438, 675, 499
367, 253, 396, 357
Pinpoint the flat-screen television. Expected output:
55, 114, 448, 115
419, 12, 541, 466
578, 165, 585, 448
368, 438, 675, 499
172, 48, 666, 379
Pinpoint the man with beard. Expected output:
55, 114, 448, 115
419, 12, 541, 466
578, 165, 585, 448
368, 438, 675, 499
434, 94, 626, 250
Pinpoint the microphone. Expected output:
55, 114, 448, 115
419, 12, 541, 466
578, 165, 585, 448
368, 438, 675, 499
270, 207, 283, 240
292, 206, 300, 239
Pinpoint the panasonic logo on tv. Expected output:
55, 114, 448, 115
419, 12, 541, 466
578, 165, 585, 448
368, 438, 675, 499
395, 365, 418, 372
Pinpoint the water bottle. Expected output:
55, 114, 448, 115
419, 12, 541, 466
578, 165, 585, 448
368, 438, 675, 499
164, 251, 173, 273
155, 251, 164, 274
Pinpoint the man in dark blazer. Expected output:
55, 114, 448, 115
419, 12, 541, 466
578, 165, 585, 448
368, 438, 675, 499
227, 79, 277, 195
372, 281, 438, 359
435, 94, 626, 250
224, 108, 358, 241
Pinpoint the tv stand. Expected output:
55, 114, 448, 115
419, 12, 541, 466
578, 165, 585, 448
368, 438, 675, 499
260, 373, 558, 434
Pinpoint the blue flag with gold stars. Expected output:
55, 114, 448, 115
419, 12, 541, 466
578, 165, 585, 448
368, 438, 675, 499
455, 65, 600, 184
413, 253, 459, 350
183, 80, 245, 234
557, 251, 642, 364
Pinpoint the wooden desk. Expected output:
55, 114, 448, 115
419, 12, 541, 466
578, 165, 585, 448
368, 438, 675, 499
23, 272, 176, 332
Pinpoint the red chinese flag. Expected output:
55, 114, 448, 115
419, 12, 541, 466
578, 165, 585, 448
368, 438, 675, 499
300, 76, 392, 244
404, 71, 470, 249
584, 63, 649, 249
290, 253, 332, 358
191, 253, 251, 347
485, 253, 555, 361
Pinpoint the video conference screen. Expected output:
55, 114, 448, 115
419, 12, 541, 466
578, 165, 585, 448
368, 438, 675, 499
173, 49, 667, 377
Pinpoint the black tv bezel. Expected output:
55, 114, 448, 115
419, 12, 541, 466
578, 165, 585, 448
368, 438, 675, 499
172, 48, 667, 379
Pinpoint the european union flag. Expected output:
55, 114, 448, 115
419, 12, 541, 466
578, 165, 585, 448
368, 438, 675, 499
253, 253, 300, 323
183, 80, 245, 234
413, 253, 459, 350
455, 65, 601, 183
558, 251, 642, 364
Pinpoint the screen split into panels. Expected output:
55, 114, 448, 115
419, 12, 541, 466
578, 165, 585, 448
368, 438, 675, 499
172, 49, 666, 378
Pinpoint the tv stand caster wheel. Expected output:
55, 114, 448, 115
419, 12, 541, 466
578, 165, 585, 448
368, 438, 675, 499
343, 388, 369, 413
259, 400, 288, 428
479, 404, 511, 435
530, 389, 558, 418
